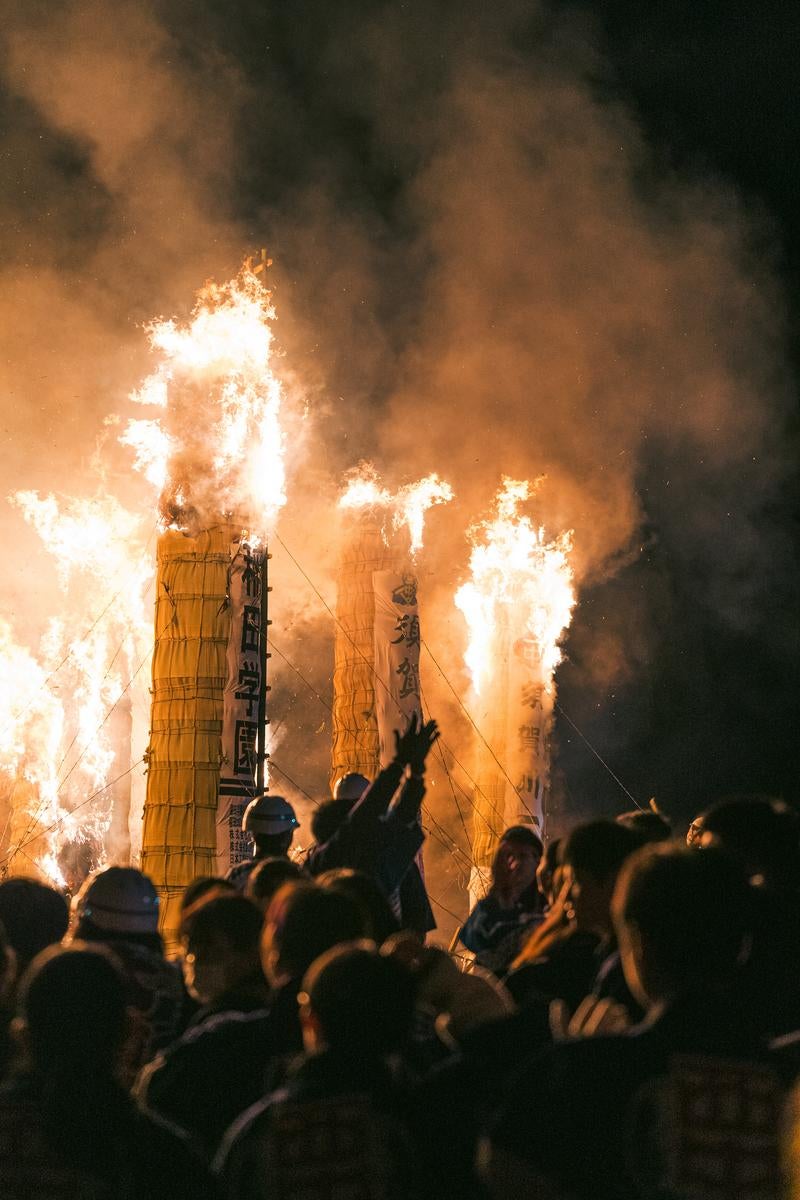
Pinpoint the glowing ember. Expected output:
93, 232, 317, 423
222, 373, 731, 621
124, 265, 287, 532
455, 477, 575, 696
339, 463, 453, 555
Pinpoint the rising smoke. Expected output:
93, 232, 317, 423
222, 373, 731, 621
0, 1, 795, 918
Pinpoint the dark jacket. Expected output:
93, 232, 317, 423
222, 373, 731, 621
136, 980, 303, 1161
306, 761, 435, 934
489, 988, 781, 1200
215, 1050, 419, 1200
0, 1072, 214, 1200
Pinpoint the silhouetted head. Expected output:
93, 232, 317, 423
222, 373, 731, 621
300, 942, 415, 1057
613, 843, 752, 1007
0, 878, 69, 975
261, 882, 365, 988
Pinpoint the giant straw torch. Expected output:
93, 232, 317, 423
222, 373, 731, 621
128, 257, 286, 946
456, 478, 575, 904
331, 468, 452, 790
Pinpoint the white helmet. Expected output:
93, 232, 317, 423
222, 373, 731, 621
242, 794, 299, 836
74, 866, 159, 935
333, 773, 371, 803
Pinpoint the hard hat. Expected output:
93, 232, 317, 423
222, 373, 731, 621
333, 773, 370, 803
242, 794, 299, 836
75, 866, 159, 935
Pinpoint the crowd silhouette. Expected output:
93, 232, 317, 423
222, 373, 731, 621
0, 719, 798, 1198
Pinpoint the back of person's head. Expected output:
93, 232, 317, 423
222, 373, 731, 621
71, 866, 162, 953
616, 810, 672, 844
317, 869, 400, 944
301, 943, 415, 1057
311, 796, 354, 846
180, 875, 235, 914
246, 857, 304, 911
562, 820, 642, 883
613, 844, 752, 1005
694, 796, 800, 890
20, 943, 127, 1074
0, 878, 69, 974
263, 882, 365, 986
182, 892, 264, 955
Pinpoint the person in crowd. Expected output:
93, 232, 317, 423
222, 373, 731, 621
317, 867, 400, 943
180, 876, 236, 915
215, 942, 420, 1199
137, 881, 365, 1161
535, 836, 563, 908
226, 794, 299, 891
616, 807, 672, 843
0, 878, 68, 980
0, 921, 15, 1080
69, 866, 184, 1069
691, 794, 800, 1037
0, 944, 214, 1199
458, 826, 544, 973
484, 844, 778, 1200
506, 820, 642, 1016
180, 893, 269, 1022
306, 713, 439, 936
244, 856, 304, 912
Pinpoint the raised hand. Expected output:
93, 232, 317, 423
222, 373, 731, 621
394, 713, 440, 773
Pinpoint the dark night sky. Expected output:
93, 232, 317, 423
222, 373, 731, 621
1, 0, 797, 840
209, 0, 800, 826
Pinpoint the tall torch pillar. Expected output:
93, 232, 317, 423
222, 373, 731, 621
140, 526, 233, 947
329, 515, 395, 790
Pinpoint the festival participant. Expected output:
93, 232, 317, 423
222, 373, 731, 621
305, 714, 440, 936
225, 794, 299, 891
458, 827, 544, 973
0, 878, 68, 979
180, 893, 269, 1022
69, 866, 184, 1067
692, 795, 800, 1037
215, 943, 419, 1200
317, 868, 400, 944
484, 845, 779, 1200
616, 808, 672, 843
0, 945, 213, 1199
244, 856, 303, 912
0, 921, 15, 1080
137, 882, 365, 1161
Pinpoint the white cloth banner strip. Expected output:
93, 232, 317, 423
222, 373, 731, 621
505, 629, 549, 833
217, 543, 264, 871
372, 571, 422, 768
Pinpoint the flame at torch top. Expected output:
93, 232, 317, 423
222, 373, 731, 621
338, 462, 453, 557
455, 477, 576, 696
122, 265, 287, 534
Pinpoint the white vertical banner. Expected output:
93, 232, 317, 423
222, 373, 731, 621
505, 631, 549, 833
217, 543, 263, 872
372, 571, 422, 768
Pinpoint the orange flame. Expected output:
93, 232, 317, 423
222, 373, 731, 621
455, 477, 575, 696
338, 462, 453, 556
123, 266, 287, 531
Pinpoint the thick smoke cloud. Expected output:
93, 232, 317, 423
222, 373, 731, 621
0, 0, 795, 921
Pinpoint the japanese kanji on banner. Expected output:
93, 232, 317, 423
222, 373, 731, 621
372, 570, 422, 768
217, 543, 264, 872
